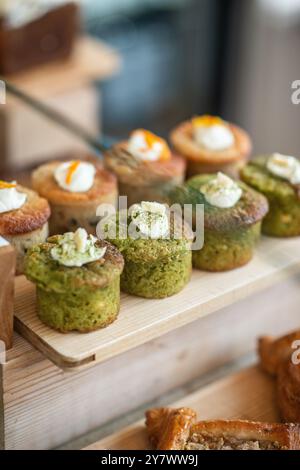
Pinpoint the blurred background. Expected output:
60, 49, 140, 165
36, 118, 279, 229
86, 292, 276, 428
1, 0, 300, 176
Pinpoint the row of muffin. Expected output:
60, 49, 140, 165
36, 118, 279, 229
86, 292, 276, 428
0, 115, 299, 334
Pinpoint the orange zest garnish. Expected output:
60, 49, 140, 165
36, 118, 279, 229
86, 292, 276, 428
65, 161, 81, 185
192, 115, 223, 128
0, 180, 16, 190
131, 129, 171, 161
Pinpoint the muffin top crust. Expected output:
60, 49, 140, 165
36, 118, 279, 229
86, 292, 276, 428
102, 206, 193, 263
0, 185, 50, 236
24, 236, 124, 292
105, 141, 186, 186
241, 155, 300, 200
172, 174, 269, 232
170, 120, 251, 165
32, 160, 117, 205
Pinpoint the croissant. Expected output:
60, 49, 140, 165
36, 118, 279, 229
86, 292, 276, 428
145, 407, 300, 450
259, 330, 300, 423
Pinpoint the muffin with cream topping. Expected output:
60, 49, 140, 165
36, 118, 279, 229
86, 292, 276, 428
241, 153, 300, 237
101, 201, 193, 298
105, 129, 186, 206
32, 159, 118, 236
171, 172, 268, 271
170, 115, 252, 178
24, 228, 124, 332
0, 181, 50, 274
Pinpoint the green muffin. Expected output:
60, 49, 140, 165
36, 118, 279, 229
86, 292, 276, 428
241, 154, 300, 237
101, 201, 193, 298
171, 172, 268, 271
24, 228, 124, 332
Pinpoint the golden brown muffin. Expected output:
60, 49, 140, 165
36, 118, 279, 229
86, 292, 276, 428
170, 117, 252, 178
0, 185, 50, 274
105, 136, 186, 207
259, 330, 300, 423
146, 407, 300, 450
32, 160, 118, 235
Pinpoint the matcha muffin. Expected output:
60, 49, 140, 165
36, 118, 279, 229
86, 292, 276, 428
24, 228, 124, 333
241, 153, 300, 237
171, 172, 268, 271
100, 201, 193, 298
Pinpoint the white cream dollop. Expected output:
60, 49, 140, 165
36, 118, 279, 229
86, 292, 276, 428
54, 161, 96, 193
194, 124, 234, 151
0, 182, 27, 214
50, 228, 106, 267
201, 172, 242, 208
0, 236, 9, 247
266, 153, 300, 184
129, 201, 169, 239
128, 130, 170, 162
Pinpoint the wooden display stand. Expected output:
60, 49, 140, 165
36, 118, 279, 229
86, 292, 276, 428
1, 265, 300, 448
0, 37, 121, 172
0, 242, 15, 350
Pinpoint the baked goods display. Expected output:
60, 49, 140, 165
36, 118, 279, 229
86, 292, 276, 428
145, 407, 300, 450
102, 201, 193, 298
241, 154, 300, 237
0, 180, 50, 274
170, 115, 252, 178
24, 228, 124, 332
32, 159, 118, 236
105, 129, 186, 206
171, 172, 268, 271
259, 330, 300, 423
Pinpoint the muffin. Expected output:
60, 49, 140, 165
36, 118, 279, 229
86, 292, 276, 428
32, 159, 118, 236
105, 129, 186, 206
100, 201, 193, 298
170, 115, 252, 178
24, 228, 124, 333
241, 153, 300, 237
171, 172, 268, 271
0, 181, 50, 274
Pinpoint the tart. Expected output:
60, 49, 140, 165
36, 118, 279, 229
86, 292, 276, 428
24, 228, 124, 333
241, 153, 300, 237
101, 201, 193, 298
146, 407, 300, 450
105, 129, 186, 207
170, 115, 252, 178
32, 159, 118, 236
170, 172, 268, 271
0, 181, 50, 274
259, 330, 300, 423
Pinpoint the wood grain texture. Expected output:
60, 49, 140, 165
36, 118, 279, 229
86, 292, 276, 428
5, 37, 121, 102
2, 275, 300, 449
84, 366, 278, 450
14, 236, 300, 369
0, 245, 15, 350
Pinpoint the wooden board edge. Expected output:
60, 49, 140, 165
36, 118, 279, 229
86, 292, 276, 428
0, 363, 4, 450
14, 260, 300, 370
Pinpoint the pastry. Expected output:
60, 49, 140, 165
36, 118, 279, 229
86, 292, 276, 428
146, 407, 300, 450
101, 201, 193, 298
170, 115, 251, 178
0, 181, 50, 274
24, 228, 124, 333
171, 172, 268, 271
105, 129, 186, 207
32, 159, 118, 236
241, 153, 300, 237
259, 330, 300, 423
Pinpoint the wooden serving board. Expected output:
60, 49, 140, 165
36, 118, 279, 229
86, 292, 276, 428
13, 237, 300, 370
84, 366, 278, 450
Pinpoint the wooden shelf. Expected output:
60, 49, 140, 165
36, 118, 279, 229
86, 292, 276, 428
5, 36, 121, 103
84, 365, 278, 450
14, 236, 300, 370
